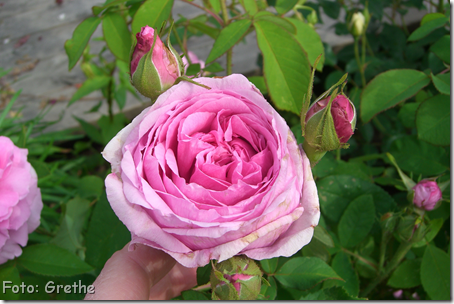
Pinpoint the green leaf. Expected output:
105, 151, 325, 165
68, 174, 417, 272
431, 73, 450, 95
97, 113, 128, 144
338, 194, 375, 248
131, 0, 174, 35
430, 35, 450, 63
181, 290, 210, 300
68, 76, 111, 106
413, 218, 444, 248
323, 252, 359, 297
248, 76, 268, 95
17, 244, 93, 276
361, 69, 430, 123
51, 197, 91, 255
421, 245, 450, 300
274, 257, 342, 290
65, 17, 102, 70
408, 16, 448, 41
186, 63, 201, 76
240, 0, 258, 15
77, 175, 104, 199
206, 19, 252, 63
208, 0, 221, 13
317, 175, 396, 223
0, 262, 21, 300
398, 102, 419, 128
300, 286, 364, 300
196, 263, 212, 285
261, 257, 279, 274
389, 135, 448, 175
188, 21, 220, 39
254, 13, 296, 34
287, 18, 324, 71
103, 12, 132, 62
114, 85, 127, 110
73, 116, 104, 145
203, 62, 224, 73
313, 225, 334, 247
301, 238, 330, 263
420, 12, 446, 25
254, 20, 311, 114
275, 0, 298, 14
387, 259, 421, 288
85, 192, 130, 269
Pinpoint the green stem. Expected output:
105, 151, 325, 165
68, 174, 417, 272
438, 0, 444, 13
107, 64, 116, 121
354, 38, 366, 88
220, 0, 233, 75
360, 241, 413, 298
336, 148, 341, 161
342, 248, 378, 271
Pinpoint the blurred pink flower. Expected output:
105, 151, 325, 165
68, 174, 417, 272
412, 180, 442, 211
0, 136, 43, 264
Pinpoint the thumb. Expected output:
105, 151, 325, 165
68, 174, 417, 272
84, 242, 176, 300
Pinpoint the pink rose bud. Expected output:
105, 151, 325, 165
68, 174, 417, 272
130, 26, 183, 99
211, 256, 262, 300
306, 94, 356, 144
303, 93, 356, 165
412, 180, 442, 211
0, 136, 43, 264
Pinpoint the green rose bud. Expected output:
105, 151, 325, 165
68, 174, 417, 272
349, 12, 366, 37
210, 256, 262, 300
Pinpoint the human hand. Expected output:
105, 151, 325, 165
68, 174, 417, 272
84, 242, 197, 300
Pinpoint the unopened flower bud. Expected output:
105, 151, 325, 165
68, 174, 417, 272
304, 93, 356, 150
349, 12, 366, 37
412, 180, 442, 211
210, 256, 262, 300
130, 26, 183, 99
396, 215, 426, 243
307, 10, 318, 26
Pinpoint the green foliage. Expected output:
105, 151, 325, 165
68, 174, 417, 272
420, 245, 450, 300
274, 257, 342, 290
17, 244, 94, 276
64, 17, 102, 71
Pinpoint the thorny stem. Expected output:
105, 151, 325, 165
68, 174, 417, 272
221, 0, 233, 75
180, 0, 224, 26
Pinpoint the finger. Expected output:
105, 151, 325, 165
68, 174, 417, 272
148, 262, 198, 300
84, 243, 176, 300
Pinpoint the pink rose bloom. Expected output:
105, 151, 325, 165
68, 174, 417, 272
306, 94, 355, 143
412, 180, 442, 211
181, 51, 205, 73
0, 136, 43, 264
103, 74, 320, 267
